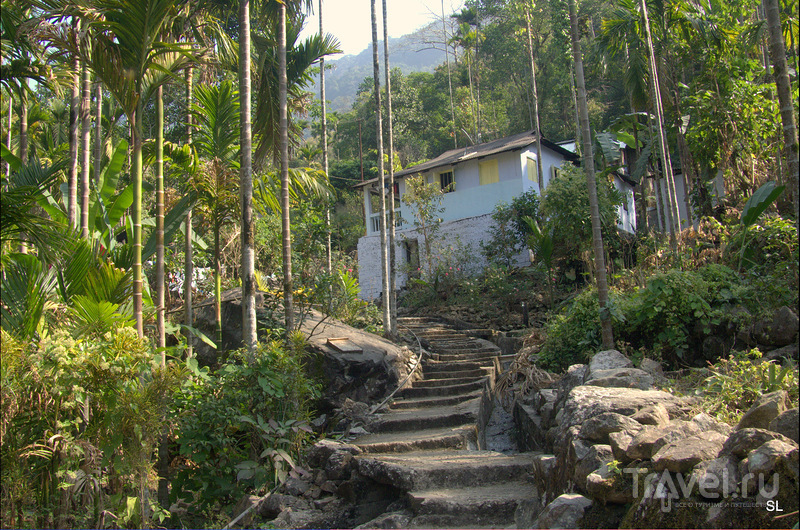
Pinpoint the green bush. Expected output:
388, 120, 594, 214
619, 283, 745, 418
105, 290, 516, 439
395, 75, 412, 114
171, 338, 319, 513
1, 328, 177, 529
537, 288, 606, 371
700, 349, 799, 424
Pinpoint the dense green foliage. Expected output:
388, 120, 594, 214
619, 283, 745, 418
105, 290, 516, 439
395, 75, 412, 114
171, 339, 318, 513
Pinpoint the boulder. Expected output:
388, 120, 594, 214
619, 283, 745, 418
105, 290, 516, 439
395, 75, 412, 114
626, 420, 702, 461
586, 463, 633, 504
736, 390, 789, 430
639, 358, 665, 380
769, 408, 799, 443
764, 343, 799, 363
721, 428, 796, 458
535, 494, 592, 529
258, 493, 311, 519
690, 412, 732, 436
574, 444, 614, 492
584, 368, 655, 391
690, 455, 740, 498
755, 306, 799, 346
579, 412, 643, 444
587, 350, 633, 374
283, 477, 311, 497
609, 431, 636, 464
306, 439, 363, 468
651, 431, 726, 473
324, 450, 354, 481
741, 440, 799, 484
356, 511, 412, 529
631, 404, 670, 426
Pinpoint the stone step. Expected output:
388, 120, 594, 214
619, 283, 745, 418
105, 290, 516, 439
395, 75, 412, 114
407, 480, 539, 527
372, 399, 480, 433
355, 450, 536, 491
433, 352, 500, 363
421, 368, 490, 380
389, 391, 483, 410
399, 378, 487, 398
352, 426, 477, 453
412, 376, 484, 388
423, 361, 490, 373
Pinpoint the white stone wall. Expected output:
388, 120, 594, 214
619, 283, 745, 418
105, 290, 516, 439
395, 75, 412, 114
357, 213, 531, 301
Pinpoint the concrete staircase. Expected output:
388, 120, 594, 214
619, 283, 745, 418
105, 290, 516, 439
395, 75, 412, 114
351, 317, 539, 528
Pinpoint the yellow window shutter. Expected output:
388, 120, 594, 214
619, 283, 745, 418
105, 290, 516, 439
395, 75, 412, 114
479, 159, 499, 185
527, 158, 537, 182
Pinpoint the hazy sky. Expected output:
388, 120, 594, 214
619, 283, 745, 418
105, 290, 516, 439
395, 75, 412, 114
300, 0, 465, 57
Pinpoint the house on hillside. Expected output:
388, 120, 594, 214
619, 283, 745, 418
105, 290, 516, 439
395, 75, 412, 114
354, 129, 637, 301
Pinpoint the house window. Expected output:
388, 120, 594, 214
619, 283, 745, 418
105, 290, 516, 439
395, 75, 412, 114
479, 159, 499, 185
439, 170, 454, 192
550, 165, 561, 182
527, 157, 538, 183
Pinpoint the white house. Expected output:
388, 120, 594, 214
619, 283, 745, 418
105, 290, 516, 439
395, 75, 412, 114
355, 130, 636, 301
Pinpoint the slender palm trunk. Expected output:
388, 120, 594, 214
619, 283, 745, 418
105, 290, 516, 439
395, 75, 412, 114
19, 95, 28, 164
320, 0, 332, 274
371, 0, 390, 335
239, 0, 258, 354
568, 0, 613, 349
278, 4, 294, 333
156, 85, 166, 354
525, 7, 544, 190
764, 0, 799, 220
94, 81, 102, 184
639, 0, 680, 246
383, 0, 397, 338
185, 66, 194, 358
215, 216, 223, 346
132, 102, 144, 336
6, 97, 11, 177
80, 62, 91, 239
474, 22, 481, 142
69, 54, 80, 228
442, 0, 457, 148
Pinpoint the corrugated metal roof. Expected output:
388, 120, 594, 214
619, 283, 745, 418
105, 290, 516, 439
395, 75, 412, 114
353, 130, 578, 188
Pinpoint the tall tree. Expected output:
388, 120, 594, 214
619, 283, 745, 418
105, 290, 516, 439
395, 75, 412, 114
239, 0, 257, 353
764, 0, 799, 220
371, 0, 390, 334
638, 0, 680, 245
524, 4, 544, 191
279, 2, 293, 332
383, 0, 397, 337
320, 0, 332, 274
80, 62, 91, 238
568, 0, 613, 349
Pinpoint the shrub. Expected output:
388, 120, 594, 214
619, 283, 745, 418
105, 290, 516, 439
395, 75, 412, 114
700, 349, 798, 424
171, 338, 319, 513
1, 328, 177, 529
537, 288, 607, 371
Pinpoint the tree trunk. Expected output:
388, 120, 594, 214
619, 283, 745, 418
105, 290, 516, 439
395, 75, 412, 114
69, 54, 80, 229
639, 0, 680, 246
185, 66, 194, 359
80, 62, 91, 239
371, 0, 391, 335
94, 81, 102, 184
383, 0, 397, 338
156, 85, 166, 354
319, 0, 332, 274
525, 7, 544, 191
279, 3, 294, 333
568, 0, 614, 349
442, 0, 457, 148
239, 0, 258, 355
132, 102, 144, 336
764, 0, 799, 220
6, 96, 11, 177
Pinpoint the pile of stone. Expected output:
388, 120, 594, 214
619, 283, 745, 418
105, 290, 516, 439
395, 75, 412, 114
514, 349, 799, 528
